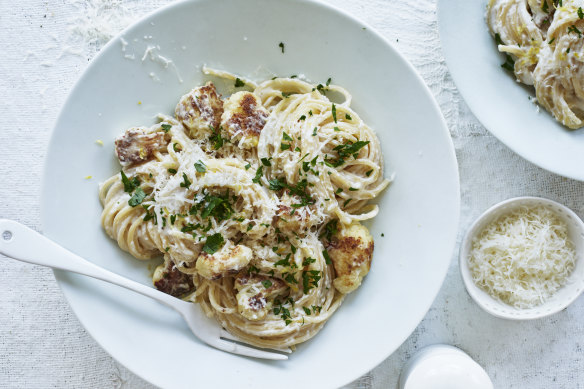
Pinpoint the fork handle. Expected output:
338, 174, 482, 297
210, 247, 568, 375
0, 219, 187, 312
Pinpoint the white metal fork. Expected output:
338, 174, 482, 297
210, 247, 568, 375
0, 219, 289, 361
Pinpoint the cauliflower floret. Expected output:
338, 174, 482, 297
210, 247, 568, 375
272, 193, 318, 232
195, 244, 252, 280
326, 222, 374, 294
114, 127, 168, 167
175, 82, 223, 139
221, 91, 268, 149
234, 273, 287, 321
152, 255, 195, 297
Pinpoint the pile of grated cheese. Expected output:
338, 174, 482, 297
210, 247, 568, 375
469, 205, 576, 309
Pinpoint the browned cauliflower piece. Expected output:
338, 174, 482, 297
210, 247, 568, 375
114, 127, 168, 167
175, 82, 223, 139
326, 222, 374, 294
272, 193, 317, 232
195, 244, 252, 280
152, 255, 195, 297
234, 273, 287, 321
221, 91, 268, 148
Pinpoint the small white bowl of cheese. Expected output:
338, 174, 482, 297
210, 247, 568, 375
460, 197, 584, 320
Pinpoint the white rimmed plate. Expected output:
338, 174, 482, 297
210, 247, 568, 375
41, 0, 460, 388
438, 0, 584, 181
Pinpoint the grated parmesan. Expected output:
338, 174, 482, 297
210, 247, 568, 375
469, 206, 576, 309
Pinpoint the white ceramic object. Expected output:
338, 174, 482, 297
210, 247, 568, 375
40, 0, 460, 387
0, 220, 288, 360
438, 0, 584, 181
398, 345, 494, 389
460, 197, 584, 320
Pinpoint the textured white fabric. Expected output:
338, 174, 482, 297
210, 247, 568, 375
1, 0, 584, 388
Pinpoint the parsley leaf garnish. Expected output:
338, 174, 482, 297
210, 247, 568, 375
261, 157, 272, 167
568, 25, 582, 38
180, 173, 191, 188
128, 187, 146, 207
282, 132, 293, 141
261, 280, 273, 288
322, 249, 331, 265
501, 53, 515, 72
209, 126, 225, 150
234, 78, 245, 87
203, 233, 224, 254
120, 171, 140, 193
201, 195, 233, 221
332, 103, 337, 123
252, 165, 264, 185
161, 123, 172, 133
194, 160, 206, 173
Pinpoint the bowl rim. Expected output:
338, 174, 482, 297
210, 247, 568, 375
459, 196, 584, 320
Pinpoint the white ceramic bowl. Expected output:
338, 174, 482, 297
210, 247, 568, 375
460, 197, 584, 320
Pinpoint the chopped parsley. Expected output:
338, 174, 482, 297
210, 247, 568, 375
325, 140, 370, 167
366, 169, 373, 177
302, 270, 321, 294
261, 157, 272, 167
244, 163, 251, 170
282, 132, 293, 141
203, 233, 224, 254
322, 249, 331, 265
349, 187, 358, 191
120, 171, 140, 193
269, 177, 286, 191
180, 173, 191, 188
281, 143, 291, 150
161, 123, 172, 133
548, 37, 556, 44
201, 195, 233, 221
299, 115, 306, 121
302, 257, 316, 266
541, 0, 549, 13
279, 42, 285, 53
128, 187, 146, 207
501, 53, 515, 72
261, 279, 273, 288
194, 160, 206, 173
252, 165, 264, 184
568, 25, 582, 38
167, 168, 177, 174
332, 103, 337, 123
173, 143, 181, 152
209, 126, 225, 150
345, 113, 352, 120
282, 92, 291, 98
284, 273, 298, 284
312, 127, 318, 136
326, 77, 331, 86
579, 7, 584, 19
234, 78, 245, 87
321, 219, 338, 241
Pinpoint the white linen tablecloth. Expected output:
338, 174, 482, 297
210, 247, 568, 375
1, 0, 584, 388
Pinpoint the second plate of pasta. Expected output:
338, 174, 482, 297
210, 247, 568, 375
439, 0, 584, 181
